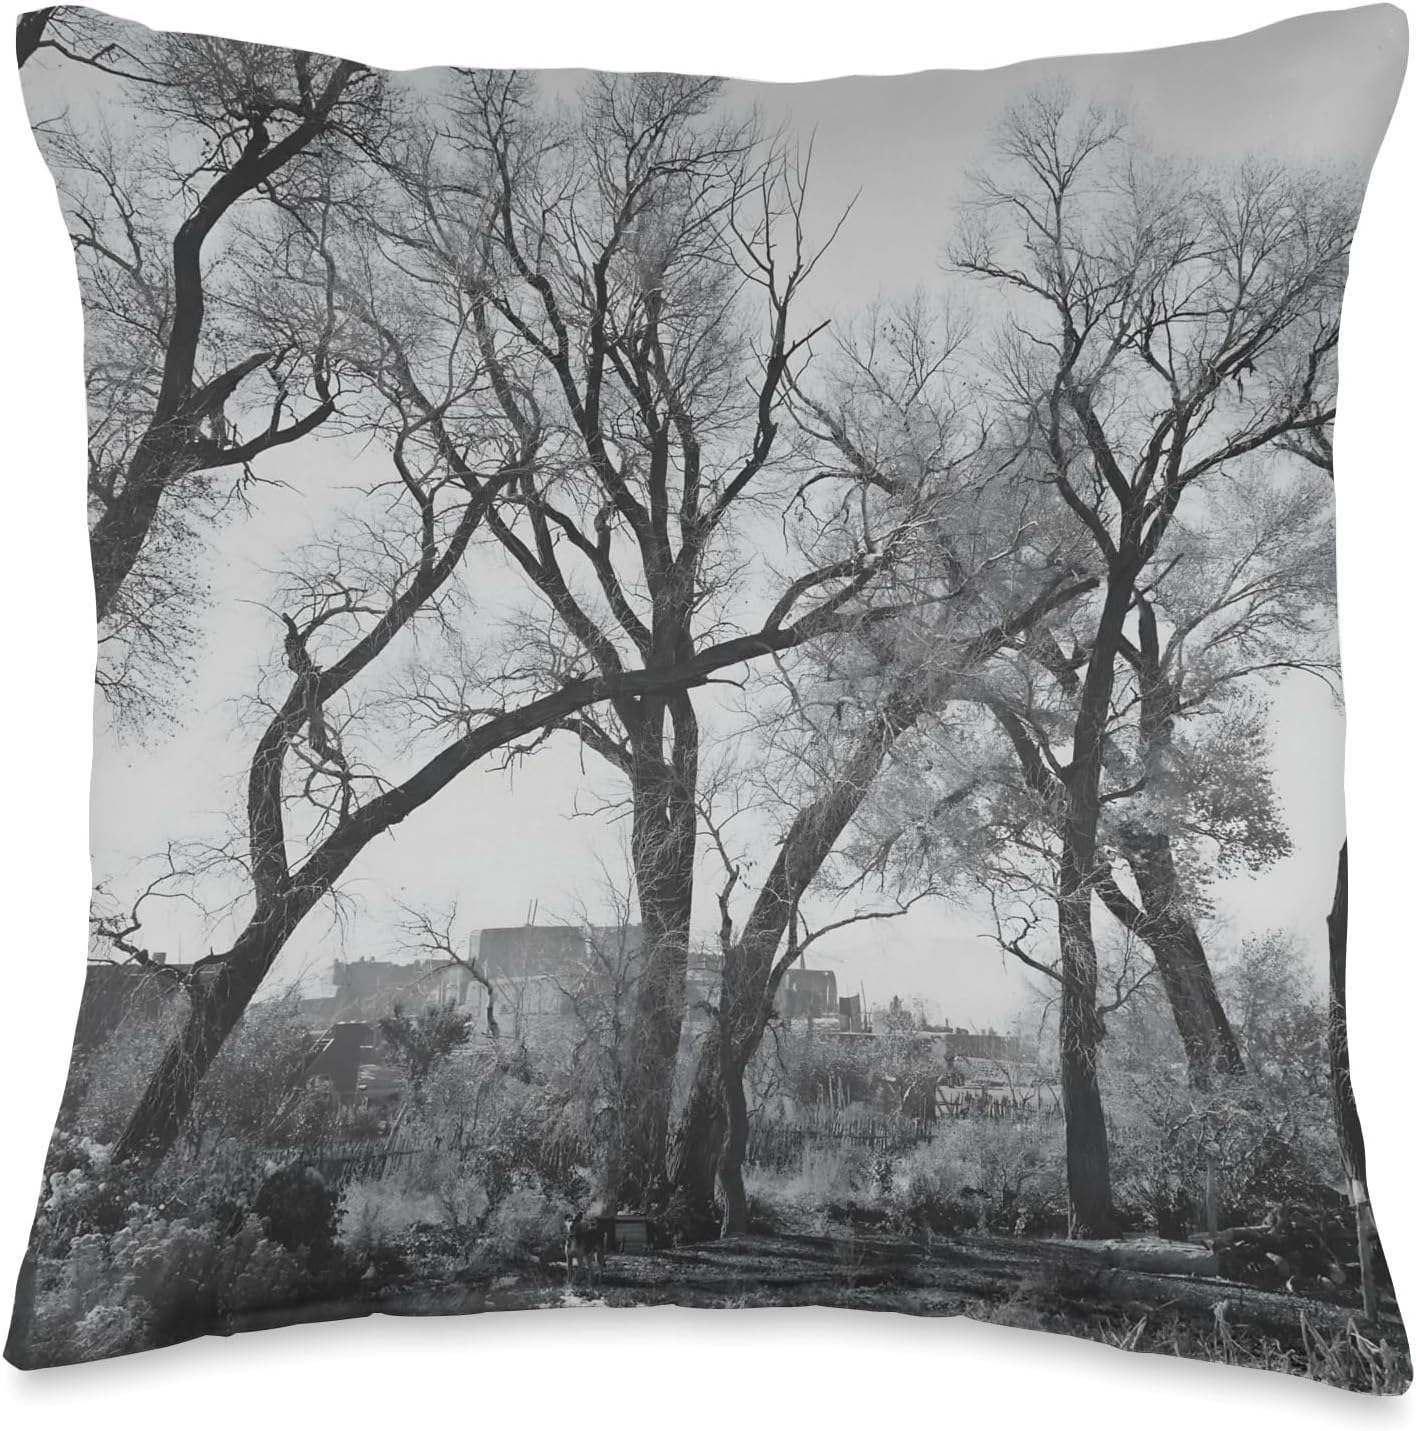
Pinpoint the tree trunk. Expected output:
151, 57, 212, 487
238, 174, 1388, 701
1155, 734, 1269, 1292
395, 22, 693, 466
665, 1025, 727, 1232
1326, 841, 1379, 1321
1112, 594, 1244, 1086
1057, 881, 1115, 1238
717, 1048, 750, 1236
1103, 832, 1245, 1086
604, 701, 699, 1209
112, 920, 284, 1163
15, 8, 55, 66
666, 700, 910, 1221
1147, 915, 1243, 1082
1053, 576, 1131, 1238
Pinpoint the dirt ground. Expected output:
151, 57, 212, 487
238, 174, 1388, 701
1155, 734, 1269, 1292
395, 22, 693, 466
225, 1227, 1408, 1391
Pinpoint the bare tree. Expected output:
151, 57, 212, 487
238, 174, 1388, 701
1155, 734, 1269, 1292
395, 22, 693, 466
94, 266, 913, 1167
950, 86, 1355, 1234
17, 8, 154, 76
364, 73, 957, 1205
659, 302, 1099, 1224
20, 17, 387, 719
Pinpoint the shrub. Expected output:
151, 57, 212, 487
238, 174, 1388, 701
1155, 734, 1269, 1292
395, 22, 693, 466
477, 1185, 562, 1266
253, 1164, 339, 1269
25, 1209, 306, 1365
378, 1004, 473, 1091
745, 1140, 877, 1230
887, 1122, 1067, 1235
337, 1174, 479, 1278
1109, 1066, 1342, 1235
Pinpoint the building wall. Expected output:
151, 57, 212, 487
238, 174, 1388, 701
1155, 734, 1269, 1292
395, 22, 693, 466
331, 958, 472, 1022
779, 968, 839, 1020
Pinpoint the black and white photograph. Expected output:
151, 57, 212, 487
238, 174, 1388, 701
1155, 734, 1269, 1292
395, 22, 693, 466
4, 0, 1410, 1398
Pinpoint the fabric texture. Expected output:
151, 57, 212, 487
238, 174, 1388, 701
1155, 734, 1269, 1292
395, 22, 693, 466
7, 3, 1408, 1388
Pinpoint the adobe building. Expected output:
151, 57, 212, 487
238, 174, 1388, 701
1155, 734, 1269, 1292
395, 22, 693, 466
778, 968, 839, 1021
330, 956, 473, 1022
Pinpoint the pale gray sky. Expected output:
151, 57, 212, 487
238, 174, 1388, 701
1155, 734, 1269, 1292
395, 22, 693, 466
49, 5, 1405, 1023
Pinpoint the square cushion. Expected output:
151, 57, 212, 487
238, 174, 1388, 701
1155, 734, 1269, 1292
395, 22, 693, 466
8, 3, 1408, 1390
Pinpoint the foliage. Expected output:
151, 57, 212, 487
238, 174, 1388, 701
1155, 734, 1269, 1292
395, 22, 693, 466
1108, 930, 1343, 1235
62, 995, 337, 1155
26, 1212, 305, 1364
253, 1165, 340, 1269
17, 1140, 347, 1366
194, 999, 338, 1149
337, 1178, 458, 1271
378, 1003, 473, 1091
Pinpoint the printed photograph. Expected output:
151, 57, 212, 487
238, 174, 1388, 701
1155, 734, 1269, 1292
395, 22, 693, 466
7, 3, 1408, 1389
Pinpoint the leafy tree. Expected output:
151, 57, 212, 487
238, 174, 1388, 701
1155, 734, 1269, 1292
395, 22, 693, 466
378, 1004, 473, 1093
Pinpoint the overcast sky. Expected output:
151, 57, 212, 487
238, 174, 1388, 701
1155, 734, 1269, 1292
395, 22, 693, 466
38, 5, 1405, 1023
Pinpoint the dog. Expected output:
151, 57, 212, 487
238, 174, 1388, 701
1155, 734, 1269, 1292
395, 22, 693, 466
563, 1212, 609, 1285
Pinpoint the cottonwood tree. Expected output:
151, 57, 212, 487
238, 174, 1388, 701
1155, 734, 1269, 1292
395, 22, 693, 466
17, 7, 153, 75
20, 16, 387, 721
946, 86, 1354, 1234
875, 470, 1335, 1091
361, 73, 954, 1205
660, 302, 1098, 1226
1090, 474, 1336, 1080
91, 152, 917, 1166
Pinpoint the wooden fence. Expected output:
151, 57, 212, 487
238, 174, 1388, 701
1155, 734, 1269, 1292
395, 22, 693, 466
747, 1084, 1064, 1172
258, 1125, 586, 1186
257, 1133, 431, 1183
747, 1110, 928, 1171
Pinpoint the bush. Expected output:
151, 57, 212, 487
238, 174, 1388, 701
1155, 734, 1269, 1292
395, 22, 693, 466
745, 1140, 877, 1230
59, 996, 337, 1158
1109, 1067, 1342, 1235
477, 1185, 563, 1266
63, 1004, 187, 1145
337, 1175, 480, 1280
253, 1164, 339, 1269
378, 1004, 473, 1091
25, 1209, 307, 1365
11, 1138, 363, 1367
886, 1122, 1068, 1236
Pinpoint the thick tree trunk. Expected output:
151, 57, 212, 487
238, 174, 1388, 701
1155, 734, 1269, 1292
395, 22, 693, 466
665, 1025, 727, 1231
1101, 832, 1245, 1086
604, 701, 699, 1209
112, 921, 284, 1162
607, 883, 693, 1206
1118, 597, 1243, 1084
1148, 918, 1243, 1081
15, 8, 55, 66
717, 1048, 750, 1236
1148, 919, 1239, 1082
1057, 881, 1115, 1238
1053, 577, 1131, 1238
